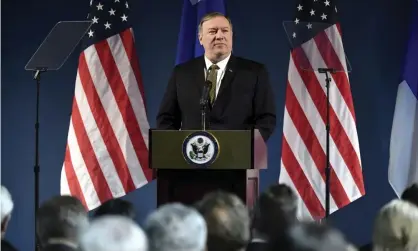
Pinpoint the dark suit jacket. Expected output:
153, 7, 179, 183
156, 55, 276, 141
246, 242, 269, 251
40, 243, 76, 251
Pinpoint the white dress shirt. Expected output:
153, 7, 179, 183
204, 53, 231, 98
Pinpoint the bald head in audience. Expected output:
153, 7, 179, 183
1, 186, 13, 239
144, 203, 207, 251
195, 191, 250, 251
80, 215, 147, 251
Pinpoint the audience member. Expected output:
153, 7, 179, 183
36, 195, 88, 251
372, 199, 418, 251
93, 198, 136, 219
144, 203, 206, 251
248, 184, 298, 251
1, 186, 17, 251
401, 183, 418, 207
195, 191, 250, 251
79, 215, 147, 251
1, 186, 14, 239
268, 221, 351, 251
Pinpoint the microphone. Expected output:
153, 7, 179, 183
200, 80, 212, 130
200, 80, 212, 107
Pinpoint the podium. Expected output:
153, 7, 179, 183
149, 129, 267, 209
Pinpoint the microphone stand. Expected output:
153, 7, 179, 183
200, 98, 209, 131
318, 67, 335, 219
33, 68, 45, 251
200, 82, 211, 131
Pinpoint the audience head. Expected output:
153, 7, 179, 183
80, 215, 147, 251
36, 195, 88, 246
372, 199, 418, 251
401, 183, 418, 207
144, 203, 206, 251
195, 191, 250, 251
93, 198, 135, 219
1, 186, 13, 239
272, 221, 350, 251
252, 184, 298, 238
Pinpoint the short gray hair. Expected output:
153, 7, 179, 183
288, 221, 349, 251
80, 215, 148, 251
36, 195, 88, 245
1, 186, 13, 223
144, 203, 207, 251
372, 199, 418, 251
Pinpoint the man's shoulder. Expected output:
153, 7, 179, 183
233, 56, 266, 72
172, 56, 203, 72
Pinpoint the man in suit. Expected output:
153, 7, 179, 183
157, 12, 276, 141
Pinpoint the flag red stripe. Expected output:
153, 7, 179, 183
291, 48, 365, 194
282, 136, 325, 218
79, 52, 136, 192
119, 30, 153, 181
64, 145, 88, 208
286, 81, 350, 207
314, 31, 356, 120
71, 96, 112, 203
94, 41, 151, 182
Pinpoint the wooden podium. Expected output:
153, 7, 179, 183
149, 129, 267, 209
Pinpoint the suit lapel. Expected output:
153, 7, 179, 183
213, 55, 237, 107
193, 56, 206, 97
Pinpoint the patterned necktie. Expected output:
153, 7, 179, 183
207, 64, 219, 105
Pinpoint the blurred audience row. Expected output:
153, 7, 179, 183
1, 182, 418, 251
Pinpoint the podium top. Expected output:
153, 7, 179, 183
25, 21, 92, 71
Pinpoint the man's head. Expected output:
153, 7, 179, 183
144, 203, 207, 251
1, 186, 13, 239
198, 12, 233, 62
36, 195, 88, 246
93, 198, 135, 219
195, 191, 250, 251
252, 184, 298, 237
401, 183, 418, 207
80, 215, 148, 251
372, 199, 418, 250
283, 221, 350, 251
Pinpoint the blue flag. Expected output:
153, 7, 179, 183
388, 0, 418, 197
175, 0, 226, 65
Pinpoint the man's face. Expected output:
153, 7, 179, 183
199, 16, 233, 60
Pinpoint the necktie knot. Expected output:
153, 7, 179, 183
209, 64, 220, 71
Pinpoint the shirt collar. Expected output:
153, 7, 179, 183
204, 53, 231, 72
46, 238, 78, 249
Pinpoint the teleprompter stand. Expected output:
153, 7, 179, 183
283, 21, 352, 219
24, 20, 92, 251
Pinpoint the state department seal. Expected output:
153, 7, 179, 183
182, 131, 219, 166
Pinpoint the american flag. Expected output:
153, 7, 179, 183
60, 0, 153, 210
279, 0, 365, 219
